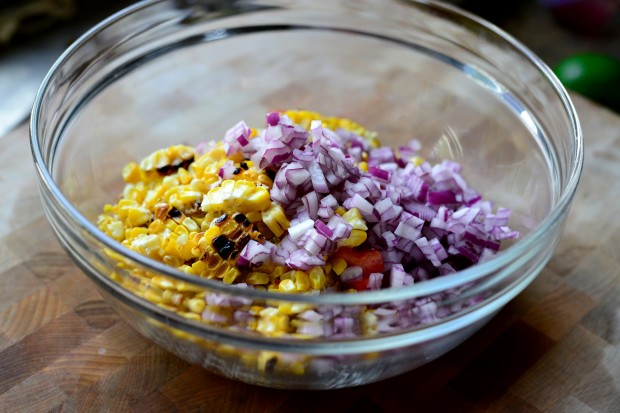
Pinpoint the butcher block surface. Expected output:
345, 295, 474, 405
0, 94, 619, 412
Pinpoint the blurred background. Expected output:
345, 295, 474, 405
1, 0, 619, 137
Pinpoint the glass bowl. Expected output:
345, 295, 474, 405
30, 0, 582, 389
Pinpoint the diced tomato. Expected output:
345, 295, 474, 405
333, 247, 384, 291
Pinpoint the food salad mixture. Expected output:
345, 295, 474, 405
98, 110, 518, 339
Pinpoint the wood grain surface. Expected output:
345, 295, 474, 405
1, 93, 619, 412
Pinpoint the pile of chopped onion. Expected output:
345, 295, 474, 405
225, 112, 519, 289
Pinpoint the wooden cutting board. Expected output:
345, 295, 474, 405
0, 93, 619, 412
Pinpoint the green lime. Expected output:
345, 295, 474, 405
554, 53, 620, 112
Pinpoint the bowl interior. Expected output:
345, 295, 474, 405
51, 14, 557, 242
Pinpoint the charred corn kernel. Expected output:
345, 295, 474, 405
261, 203, 290, 237
258, 352, 279, 372
358, 161, 368, 172
295, 271, 310, 292
139, 145, 195, 171
309, 267, 327, 289
201, 180, 270, 213
342, 208, 368, 230
339, 229, 367, 247
278, 279, 296, 293
331, 258, 347, 275
187, 298, 206, 313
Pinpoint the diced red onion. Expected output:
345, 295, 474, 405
341, 266, 363, 282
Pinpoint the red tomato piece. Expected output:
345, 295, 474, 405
333, 247, 384, 291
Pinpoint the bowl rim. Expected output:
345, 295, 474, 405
30, 0, 583, 307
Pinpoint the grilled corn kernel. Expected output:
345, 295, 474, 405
187, 298, 206, 314
338, 229, 367, 248
295, 271, 310, 292
261, 203, 290, 237
342, 208, 368, 230
278, 279, 296, 293
139, 145, 195, 171
201, 180, 270, 213
309, 267, 326, 290
126, 206, 152, 227
331, 258, 347, 275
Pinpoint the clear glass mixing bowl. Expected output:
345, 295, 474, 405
30, 0, 582, 389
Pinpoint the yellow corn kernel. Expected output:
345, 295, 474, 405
335, 207, 346, 216
174, 225, 189, 236
309, 267, 327, 290
151, 276, 176, 290
178, 264, 195, 274
203, 226, 221, 245
246, 272, 270, 285
201, 180, 271, 213
127, 227, 149, 240
295, 271, 310, 292
342, 208, 368, 230
261, 203, 290, 237
410, 156, 425, 167
148, 219, 166, 234
161, 290, 183, 306
130, 234, 161, 256
176, 281, 205, 293
187, 298, 206, 314
177, 167, 192, 184
331, 258, 347, 275
358, 161, 368, 172
257, 314, 289, 335
125, 206, 152, 227
122, 162, 142, 183
139, 145, 195, 171
278, 302, 312, 315
106, 221, 125, 241
222, 267, 241, 284
191, 260, 209, 275
182, 217, 199, 232
278, 279, 296, 293
338, 229, 367, 248
180, 312, 201, 321
123, 184, 147, 203
163, 255, 183, 268
245, 211, 262, 223
143, 289, 163, 304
